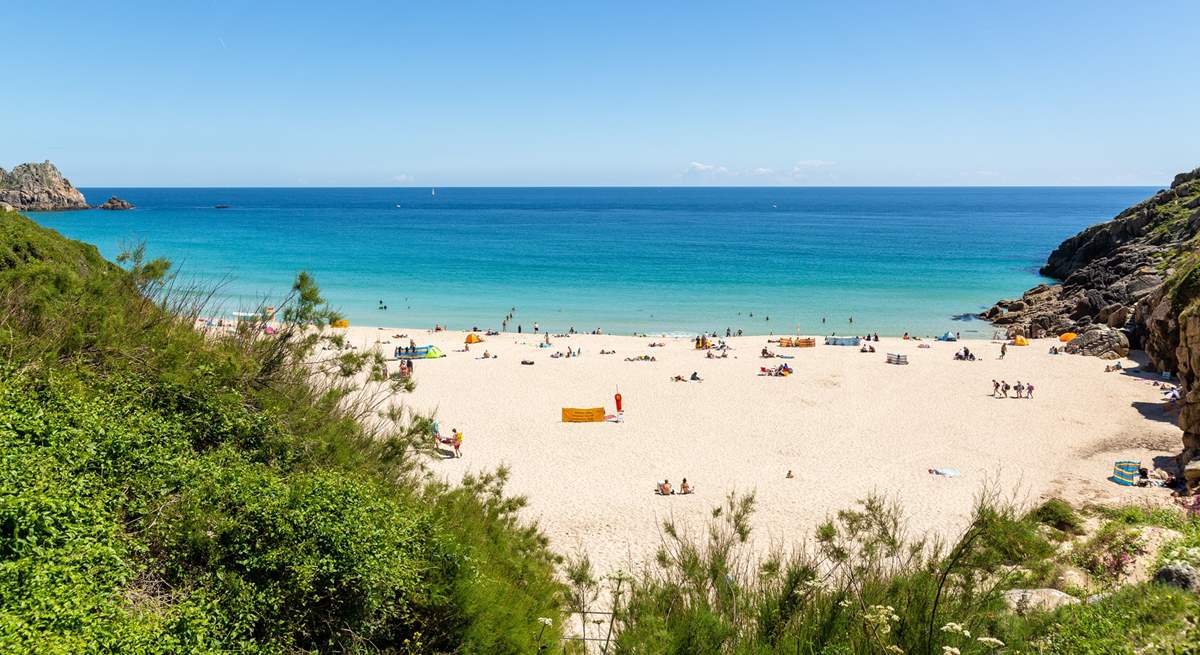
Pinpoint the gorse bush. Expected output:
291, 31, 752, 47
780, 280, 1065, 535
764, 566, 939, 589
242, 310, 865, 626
0, 211, 564, 653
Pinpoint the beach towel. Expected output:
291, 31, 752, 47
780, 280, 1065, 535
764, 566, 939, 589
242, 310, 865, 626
930, 468, 961, 477
1111, 460, 1140, 486
561, 407, 606, 422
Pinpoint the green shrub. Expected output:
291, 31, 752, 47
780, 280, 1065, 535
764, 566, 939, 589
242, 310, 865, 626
0, 212, 566, 653
1032, 498, 1084, 535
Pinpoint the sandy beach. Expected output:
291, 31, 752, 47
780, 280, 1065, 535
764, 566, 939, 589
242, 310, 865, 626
339, 327, 1182, 576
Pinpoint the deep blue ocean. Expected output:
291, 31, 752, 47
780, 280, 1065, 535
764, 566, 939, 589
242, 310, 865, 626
31, 187, 1153, 336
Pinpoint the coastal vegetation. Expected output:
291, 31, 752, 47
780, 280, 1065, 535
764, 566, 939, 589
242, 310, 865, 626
0, 208, 565, 653
3, 199, 1200, 654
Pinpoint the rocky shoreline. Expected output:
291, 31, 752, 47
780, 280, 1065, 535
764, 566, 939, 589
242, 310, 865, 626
987, 166, 1200, 491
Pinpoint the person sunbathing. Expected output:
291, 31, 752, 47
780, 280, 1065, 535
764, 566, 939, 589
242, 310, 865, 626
761, 347, 775, 358
657, 479, 674, 495
680, 478, 694, 495
672, 375, 686, 382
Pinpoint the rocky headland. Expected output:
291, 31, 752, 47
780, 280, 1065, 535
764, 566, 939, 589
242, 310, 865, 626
987, 165, 1200, 491
0, 161, 89, 211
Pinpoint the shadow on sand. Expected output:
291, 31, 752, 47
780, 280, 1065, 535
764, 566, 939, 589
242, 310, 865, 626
1131, 400, 1179, 425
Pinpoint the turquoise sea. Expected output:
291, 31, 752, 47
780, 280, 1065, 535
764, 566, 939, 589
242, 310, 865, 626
32, 187, 1153, 337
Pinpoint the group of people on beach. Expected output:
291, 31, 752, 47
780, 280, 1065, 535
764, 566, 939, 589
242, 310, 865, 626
991, 379, 1034, 399
656, 478, 694, 495
432, 422, 464, 458
954, 346, 977, 361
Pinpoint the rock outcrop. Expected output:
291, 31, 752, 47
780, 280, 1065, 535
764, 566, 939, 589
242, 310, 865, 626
0, 161, 89, 211
96, 196, 134, 210
985, 167, 1200, 340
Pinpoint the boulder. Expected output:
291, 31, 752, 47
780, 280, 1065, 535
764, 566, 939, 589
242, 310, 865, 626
1154, 562, 1200, 593
1062, 325, 1130, 360
96, 196, 134, 210
0, 201, 13, 212
0, 161, 88, 210
1185, 458, 1200, 494
1002, 588, 1080, 613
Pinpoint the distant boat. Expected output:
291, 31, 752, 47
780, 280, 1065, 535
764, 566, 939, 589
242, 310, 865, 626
431, 187, 436, 197
214, 204, 230, 209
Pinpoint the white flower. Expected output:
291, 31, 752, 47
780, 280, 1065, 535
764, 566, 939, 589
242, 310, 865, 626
977, 636, 1005, 647
940, 622, 969, 637
838, 599, 852, 608
537, 617, 553, 626
942, 647, 961, 655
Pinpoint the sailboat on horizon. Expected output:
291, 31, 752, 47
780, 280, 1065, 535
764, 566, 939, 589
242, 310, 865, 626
431, 187, 436, 197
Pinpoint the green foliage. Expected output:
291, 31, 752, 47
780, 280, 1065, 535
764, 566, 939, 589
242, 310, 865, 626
610, 493, 1199, 654
0, 212, 565, 653
987, 583, 1200, 654
1032, 498, 1084, 536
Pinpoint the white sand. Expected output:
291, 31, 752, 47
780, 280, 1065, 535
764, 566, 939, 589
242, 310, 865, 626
341, 327, 1182, 576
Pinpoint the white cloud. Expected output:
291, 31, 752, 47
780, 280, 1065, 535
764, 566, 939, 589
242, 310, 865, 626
681, 160, 834, 183
393, 174, 414, 184
685, 161, 730, 175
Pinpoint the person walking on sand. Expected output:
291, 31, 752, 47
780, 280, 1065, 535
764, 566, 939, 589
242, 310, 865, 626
1014, 381, 1024, 398
992, 379, 1000, 397
451, 428, 463, 458
1026, 382, 1035, 399
1001, 380, 1010, 398
1000, 343, 1007, 359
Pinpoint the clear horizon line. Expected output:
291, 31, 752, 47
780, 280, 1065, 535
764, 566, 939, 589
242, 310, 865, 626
75, 183, 1164, 190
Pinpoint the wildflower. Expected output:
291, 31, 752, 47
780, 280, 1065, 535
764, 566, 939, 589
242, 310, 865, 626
838, 599, 852, 608
537, 617, 553, 626
942, 647, 961, 655
940, 622, 970, 637
977, 636, 1005, 647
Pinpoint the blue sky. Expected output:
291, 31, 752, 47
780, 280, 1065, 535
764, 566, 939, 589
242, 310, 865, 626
5, 1, 1198, 186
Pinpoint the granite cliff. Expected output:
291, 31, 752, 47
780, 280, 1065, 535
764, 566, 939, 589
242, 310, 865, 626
0, 161, 89, 211
986, 166, 1200, 491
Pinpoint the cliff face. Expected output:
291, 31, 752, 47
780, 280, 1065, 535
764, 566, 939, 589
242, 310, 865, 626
984, 168, 1200, 344
0, 161, 89, 211
987, 166, 1200, 490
